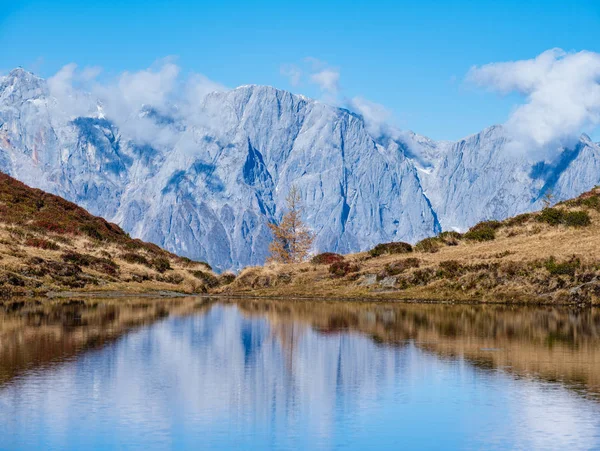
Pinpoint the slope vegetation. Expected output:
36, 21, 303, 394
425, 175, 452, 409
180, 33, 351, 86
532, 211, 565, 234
0, 173, 230, 296
219, 187, 600, 305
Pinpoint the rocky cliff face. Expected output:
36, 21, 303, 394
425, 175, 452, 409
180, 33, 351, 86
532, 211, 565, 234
1, 68, 599, 270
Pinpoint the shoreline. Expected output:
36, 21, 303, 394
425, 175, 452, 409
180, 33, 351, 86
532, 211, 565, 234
0, 289, 591, 308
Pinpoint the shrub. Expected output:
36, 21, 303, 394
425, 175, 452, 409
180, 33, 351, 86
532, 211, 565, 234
563, 192, 600, 211
311, 252, 345, 265
537, 208, 591, 227
471, 220, 502, 231
464, 227, 496, 242
131, 273, 152, 283
80, 224, 104, 241
379, 258, 420, 279
95, 262, 119, 277
368, 242, 413, 257
178, 256, 212, 270
2, 273, 25, 287
463, 220, 501, 242
537, 208, 565, 226
156, 273, 184, 284
563, 211, 591, 227
505, 213, 532, 227
437, 260, 465, 278
153, 256, 171, 273
329, 261, 360, 277
578, 196, 600, 211
62, 251, 94, 266
545, 256, 580, 276
190, 270, 219, 288
121, 252, 151, 267
415, 237, 441, 253
219, 272, 236, 285
61, 251, 118, 276
407, 268, 436, 286
24, 237, 60, 250
438, 231, 462, 246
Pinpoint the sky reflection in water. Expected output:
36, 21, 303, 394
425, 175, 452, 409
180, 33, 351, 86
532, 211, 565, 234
0, 298, 599, 450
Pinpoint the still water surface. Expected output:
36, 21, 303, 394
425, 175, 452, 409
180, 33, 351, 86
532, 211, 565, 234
0, 297, 599, 450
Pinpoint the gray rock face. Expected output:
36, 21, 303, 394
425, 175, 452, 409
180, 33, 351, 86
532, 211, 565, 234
1, 68, 599, 270
398, 126, 600, 233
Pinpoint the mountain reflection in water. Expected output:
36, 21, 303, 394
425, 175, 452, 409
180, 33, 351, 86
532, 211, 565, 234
0, 297, 599, 450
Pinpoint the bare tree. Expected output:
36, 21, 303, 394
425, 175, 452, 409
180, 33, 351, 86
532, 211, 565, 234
268, 186, 314, 263
542, 189, 554, 209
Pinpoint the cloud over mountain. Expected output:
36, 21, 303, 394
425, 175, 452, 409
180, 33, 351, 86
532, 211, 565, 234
468, 48, 600, 157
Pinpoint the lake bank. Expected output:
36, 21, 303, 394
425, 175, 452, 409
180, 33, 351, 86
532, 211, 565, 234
217, 188, 600, 306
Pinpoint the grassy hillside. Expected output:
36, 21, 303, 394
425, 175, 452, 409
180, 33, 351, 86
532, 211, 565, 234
218, 187, 600, 305
0, 173, 231, 296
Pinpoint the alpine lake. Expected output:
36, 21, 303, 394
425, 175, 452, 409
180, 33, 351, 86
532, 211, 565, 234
0, 296, 599, 450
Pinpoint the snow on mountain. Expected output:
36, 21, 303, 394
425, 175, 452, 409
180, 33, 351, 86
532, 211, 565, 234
1, 68, 599, 270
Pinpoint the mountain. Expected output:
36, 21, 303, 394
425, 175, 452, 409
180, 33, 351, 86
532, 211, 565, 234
1, 68, 600, 271
0, 172, 222, 296
221, 187, 600, 305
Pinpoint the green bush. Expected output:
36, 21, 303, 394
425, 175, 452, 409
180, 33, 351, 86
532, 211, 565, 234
563, 211, 591, 227
578, 196, 600, 211
537, 208, 565, 226
563, 192, 600, 211
470, 220, 502, 231
463, 220, 502, 242
464, 227, 496, 242
368, 242, 413, 257
415, 237, 441, 253
537, 208, 591, 227
544, 256, 580, 276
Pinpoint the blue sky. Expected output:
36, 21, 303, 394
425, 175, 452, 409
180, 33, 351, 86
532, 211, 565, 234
1, 0, 600, 141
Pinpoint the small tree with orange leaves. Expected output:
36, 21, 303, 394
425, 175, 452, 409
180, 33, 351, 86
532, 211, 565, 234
268, 186, 314, 264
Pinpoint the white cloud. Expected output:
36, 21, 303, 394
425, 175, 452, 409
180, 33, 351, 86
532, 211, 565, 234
310, 69, 340, 94
468, 48, 600, 156
280, 58, 399, 137
116, 62, 180, 112
47, 61, 227, 149
280, 58, 341, 98
280, 64, 302, 87
348, 96, 395, 138
47, 63, 98, 118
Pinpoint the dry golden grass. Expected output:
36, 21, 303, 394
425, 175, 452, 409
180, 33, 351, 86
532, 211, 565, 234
0, 224, 220, 295
0, 172, 226, 296
219, 188, 600, 305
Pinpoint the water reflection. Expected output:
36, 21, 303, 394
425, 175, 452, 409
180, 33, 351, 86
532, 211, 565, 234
232, 300, 600, 399
0, 297, 211, 386
0, 298, 599, 450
